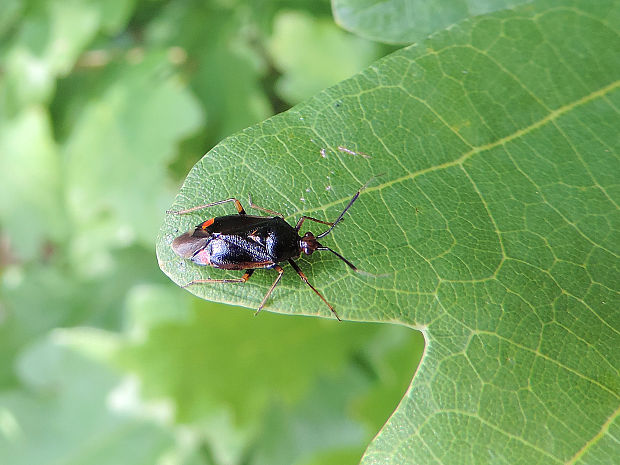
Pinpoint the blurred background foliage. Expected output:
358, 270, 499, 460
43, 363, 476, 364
0, 0, 423, 464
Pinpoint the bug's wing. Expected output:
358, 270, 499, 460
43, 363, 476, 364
206, 215, 276, 235
172, 230, 210, 258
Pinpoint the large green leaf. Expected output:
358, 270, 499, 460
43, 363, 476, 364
158, 1, 619, 463
332, 0, 531, 44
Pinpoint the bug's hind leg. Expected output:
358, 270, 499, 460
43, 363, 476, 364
167, 198, 246, 215
288, 259, 341, 321
183, 269, 254, 287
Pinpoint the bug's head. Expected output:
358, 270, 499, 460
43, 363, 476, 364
296, 177, 381, 275
171, 228, 210, 259
300, 232, 321, 255
299, 232, 358, 272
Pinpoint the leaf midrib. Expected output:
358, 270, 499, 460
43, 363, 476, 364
290, 79, 620, 220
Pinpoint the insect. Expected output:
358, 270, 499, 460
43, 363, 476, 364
168, 182, 371, 320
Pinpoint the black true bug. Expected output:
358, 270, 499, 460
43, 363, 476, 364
168, 182, 371, 320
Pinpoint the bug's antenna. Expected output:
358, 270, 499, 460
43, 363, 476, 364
317, 246, 388, 277
318, 246, 357, 270
316, 177, 377, 239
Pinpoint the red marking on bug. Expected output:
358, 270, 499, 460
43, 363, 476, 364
201, 218, 215, 229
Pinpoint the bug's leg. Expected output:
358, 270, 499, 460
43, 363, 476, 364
167, 198, 246, 215
294, 216, 334, 232
255, 265, 285, 315
287, 259, 341, 321
248, 194, 285, 218
183, 269, 254, 287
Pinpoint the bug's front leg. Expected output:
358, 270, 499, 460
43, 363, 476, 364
288, 259, 341, 321
294, 216, 334, 232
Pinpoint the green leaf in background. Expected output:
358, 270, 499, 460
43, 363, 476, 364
63, 54, 203, 274
0, 247, 171, 388
268, 10, 383, 104
115, 293, 422, 452
159, 0, 619, 463
0, 0, 22, 36
332, 0, 532, 44
0, 0, 135, 112
144, 0, 273, 154
0, 108, 62, 260
57, 283, 421, 465
0, 336, 176, 465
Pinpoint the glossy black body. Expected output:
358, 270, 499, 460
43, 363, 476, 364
169, 183, 370, 320
173, 215, 300, 270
